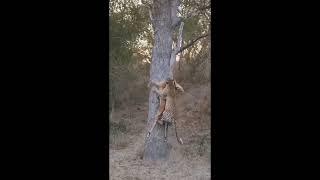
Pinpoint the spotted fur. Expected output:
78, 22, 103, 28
147, 79, 184, 145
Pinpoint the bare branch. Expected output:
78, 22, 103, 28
149, 9, 154, 23
176, 33, 209, 55
170, 0, 181, 28
169, 22, 184, 78
141, 0, 154, 27
176, 22, 184, 52
174, 22, 184, 63
173, 5, 210, 27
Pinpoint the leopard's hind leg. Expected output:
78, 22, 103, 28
173, 118, 183, 144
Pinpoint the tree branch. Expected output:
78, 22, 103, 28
176, 22, 184, 52
149, 9, 154, 25
173, 4, 211, 27
176, 33, 208, 55
169, 22, 184, 78
141, 0, 154, 27
170, 0, 181, 29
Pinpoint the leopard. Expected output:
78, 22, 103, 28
147, 78, 184, 144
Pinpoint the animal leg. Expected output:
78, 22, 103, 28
173, 119, 183, 145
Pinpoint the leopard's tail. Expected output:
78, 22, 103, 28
173, 118, 183, 145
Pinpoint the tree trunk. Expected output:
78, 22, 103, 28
143, 0, 180, 161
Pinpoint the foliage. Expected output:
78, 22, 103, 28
109, 0, 151, 108
109, 0, 211, 109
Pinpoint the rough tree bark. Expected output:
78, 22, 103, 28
143, 0, 182, 161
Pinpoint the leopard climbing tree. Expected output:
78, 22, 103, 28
143, 0, 211, 161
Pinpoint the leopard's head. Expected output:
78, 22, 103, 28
165, 78, 175, 88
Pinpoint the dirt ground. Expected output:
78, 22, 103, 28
109, 84, 211, 180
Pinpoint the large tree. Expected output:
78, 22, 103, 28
143, 0, 211, 161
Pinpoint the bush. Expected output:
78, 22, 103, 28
109, 121, 129, 149
110, 61, 149, 109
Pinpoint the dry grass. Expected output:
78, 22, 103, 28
109, 82, 211, 180
109, 121, 129, 150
